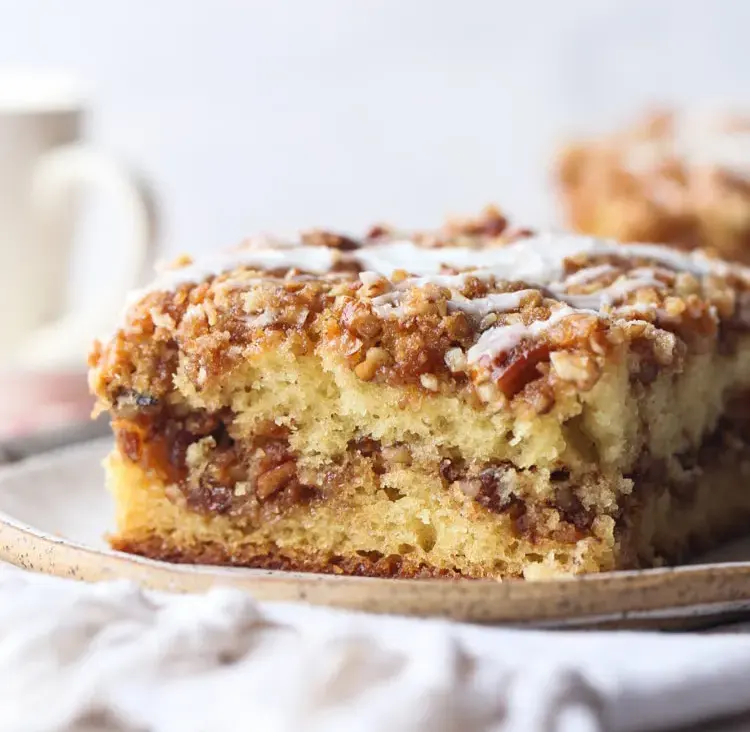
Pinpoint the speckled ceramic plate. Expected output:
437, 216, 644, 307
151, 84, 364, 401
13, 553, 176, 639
2, 438, 750, 629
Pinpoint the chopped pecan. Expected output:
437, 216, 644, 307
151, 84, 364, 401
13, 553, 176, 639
301, 230, 361, 251
256, 462, 297, 500
354, 347, 392, 381
492, 344, 550, 398
549, 350, 599, 388
341, 302, 383, 339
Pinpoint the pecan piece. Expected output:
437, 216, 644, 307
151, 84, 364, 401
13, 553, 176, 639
256, 461, 296, 500
341, 302, 382, 339
354, 347, 392, 381
492, 344, 550, 398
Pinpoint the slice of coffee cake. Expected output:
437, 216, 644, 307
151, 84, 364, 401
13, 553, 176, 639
558, 110, 750, 264
89, 208, 750, 579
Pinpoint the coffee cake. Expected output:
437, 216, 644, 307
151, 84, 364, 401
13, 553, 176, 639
89, 207, 750, 579
558, 111, 750, 264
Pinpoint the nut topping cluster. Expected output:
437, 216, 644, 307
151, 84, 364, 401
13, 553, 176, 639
90, 209, 750, 421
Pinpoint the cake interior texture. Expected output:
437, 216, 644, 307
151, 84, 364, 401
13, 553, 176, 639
90, 208, 750, 579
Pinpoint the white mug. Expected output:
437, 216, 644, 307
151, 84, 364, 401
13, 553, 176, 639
0, 71, 158, 371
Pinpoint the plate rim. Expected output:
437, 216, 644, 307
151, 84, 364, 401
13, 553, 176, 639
3, 439, 750, 627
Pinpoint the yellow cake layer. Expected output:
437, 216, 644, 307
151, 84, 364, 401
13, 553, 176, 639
167, 338, 750, 477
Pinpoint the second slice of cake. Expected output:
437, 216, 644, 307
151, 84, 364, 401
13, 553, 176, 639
89, 209, 750, 579
557, 110, 750, 263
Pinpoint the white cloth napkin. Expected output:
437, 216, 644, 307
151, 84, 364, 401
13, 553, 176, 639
2, 566, 750, 732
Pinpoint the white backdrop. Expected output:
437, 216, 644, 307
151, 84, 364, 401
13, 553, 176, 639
1, 0, 749, 294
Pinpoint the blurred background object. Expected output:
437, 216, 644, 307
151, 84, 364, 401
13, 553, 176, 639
0, 69, 158, 437
557, 109, 750, 263
4, 0, 750, 247
1, 0, 749, 434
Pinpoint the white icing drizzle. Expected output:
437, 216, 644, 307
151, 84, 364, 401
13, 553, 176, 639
583, 241, 719, 277
467, 306, 591, 365
629, 265, 674, 279
555, 264, 617, 288
125, 246, 343, 310
123, 232, 750, 365
552, 273, 665, 310
356, 240, 497, 274
615, 302, 671, 321
370, 288, 535, 320
356, 234, 597, 318
135, 233, 595, 302
369, 236, 747, 296
359, 271, 385, 287
158, 247, 342, 287
135, 233, 746, 304
447, 290, 535, 318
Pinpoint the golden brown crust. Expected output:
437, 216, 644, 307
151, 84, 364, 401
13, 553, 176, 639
109, 505, 750, 578
110, 535, 468, 579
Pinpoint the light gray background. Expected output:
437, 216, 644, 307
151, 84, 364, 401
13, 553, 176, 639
1, 0, 749, 300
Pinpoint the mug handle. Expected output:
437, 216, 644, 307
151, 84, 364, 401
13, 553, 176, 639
13, 144, 158, 370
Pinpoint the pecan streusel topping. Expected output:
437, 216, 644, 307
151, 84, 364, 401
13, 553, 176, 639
90, 210, 750, 421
